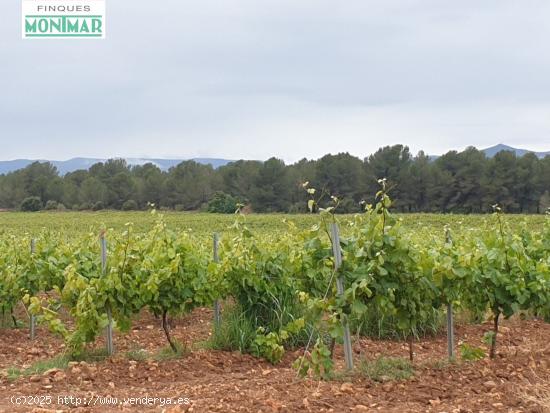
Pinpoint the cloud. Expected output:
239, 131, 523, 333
1, 0, 549, 161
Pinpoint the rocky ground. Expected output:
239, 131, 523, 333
0, 309, 548, 413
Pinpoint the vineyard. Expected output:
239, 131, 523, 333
0, 188, 549, 412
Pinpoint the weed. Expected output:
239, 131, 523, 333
422, 358, 455, 370
7, 355, 69, 380
358, 357, 415, 382
207, 304, 257, 353
72, 347, 109, 363
126, 348, 148, 361
352, 307, 444, 340
154, 340, 187, 361
459, 343, 485, 361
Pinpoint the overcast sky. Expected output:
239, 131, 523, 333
1, 0, 549, 162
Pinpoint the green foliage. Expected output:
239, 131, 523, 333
1, 186, 548, 371
251, 318, 306, 364
213, 216, 308, 362
138, 212, 216, 318
1, 146, 549, 213
302, 181, 440, 361
121, 199, 138, 211
20, 196, 42, 212
252, 329, 285, 364
207, 304, 257, 353
71, 348, 110, 363
92, 201, 105, 211
0, 210, 546, 239
207, 192, 239, 214
297, 182, 549, 373
78, 202, 92, 211
44, 200, 58, 210
294, 338, 334, 380
459, 343, 485, 361
460, 207, 550, 357
352, 306, 444, 340
14, 212, 217, 355
6, 368, 21, 381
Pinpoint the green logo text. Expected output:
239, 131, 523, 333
24, 15, 103, 37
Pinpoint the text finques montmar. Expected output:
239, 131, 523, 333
22, 0, 106, 39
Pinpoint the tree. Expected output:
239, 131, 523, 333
164, 161, 218, 210
122, 200, 138, 211
406, 151, 433, 212
80, 177, 108, 206
365, 145, 413, 210
107, 172, 136, 209
207, 192, 239, 213
0, 149, 548, 213
435, 148, 486, 213
218, 161, 262, 202
44, 200, 59, 210
539, 191, 550, 212
453, 147, 486, 213
286, 158, 317, 207
20, 196, 42, 212
250, 158, 291, 212
133, 163, 166, 207
22, 162, 60, 202
482, 151, 519, 212
515, 153, 541, 213
315, 153, 366, 212
540, 156, 550, 213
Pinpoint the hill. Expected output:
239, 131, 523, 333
0, 157, 233, 175
1, 144, 548, 175
481, 144, 549, 159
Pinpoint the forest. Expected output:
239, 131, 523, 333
1, 145, 549, 213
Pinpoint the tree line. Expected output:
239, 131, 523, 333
0, 145, 549, 213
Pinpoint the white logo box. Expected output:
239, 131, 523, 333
22, 0, 106, 39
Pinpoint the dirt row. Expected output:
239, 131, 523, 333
0, 308, 549, 412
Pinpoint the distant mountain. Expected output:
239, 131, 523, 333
0, 157, 233, 175
429, 144, 549, 161
481, 144, 550, 159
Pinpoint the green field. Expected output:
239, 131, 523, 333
1, 211, 546, 240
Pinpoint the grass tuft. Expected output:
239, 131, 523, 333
207, 305, 257, 353
154, 340, 188, 361
353, 307, 444, 340
358, 357, 415, 382
422, 358, 455, 370
126, 348, 148, 361
72, 347, 109, 362
7, 355, 70, 380
5, 347, 111, 381
26, 355, 70, 374
7, 367, 22, 381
